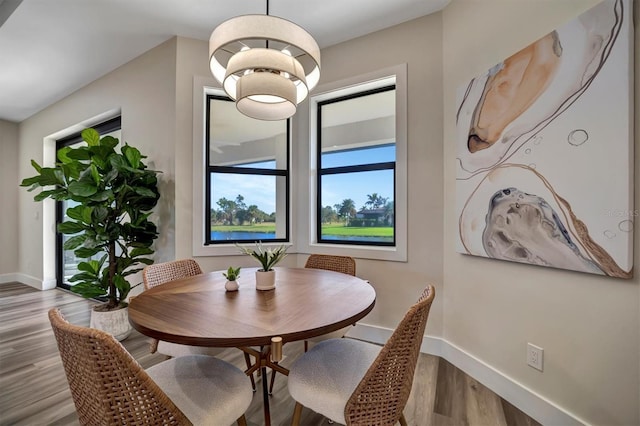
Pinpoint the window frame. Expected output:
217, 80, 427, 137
193, 66, 406, 261
302, 64, 408, 262
204, 94, 291, 245
315, 85, 397, 246
193, 83, 293, 256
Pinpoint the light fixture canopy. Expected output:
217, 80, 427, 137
209, 12, 321, 121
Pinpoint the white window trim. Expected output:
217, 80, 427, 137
193, 77, 232, 256
298, 64, 408, 262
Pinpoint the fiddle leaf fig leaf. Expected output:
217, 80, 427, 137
74, 246, 101, 258
81, 128, 100, 146
68, 180, 98, 197
77, 260, 101, 274
30, 159, 42, 173
63, 235, 86, 250
90, 164, 100, 185
58, 221, 85, 234
34, 189, 60, 202
82, 206, 93, 224
66, 205, 85, 221
134, 186, 155, 197
71, 282, 106, 299
100, 135, 119, 150
90, 190, 113, 202
129, 247, 153, 258
66, 147, 91, 160
92, 206, 108, 222
123, 145, 142, 169
57, 147, 73, 164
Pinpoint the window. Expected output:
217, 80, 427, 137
205, 94, 290, 244
306, 65, 407, 261
316, 86, 396, 246
55, 116, 121, 290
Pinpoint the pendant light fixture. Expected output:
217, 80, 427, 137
209, 0, 321, 121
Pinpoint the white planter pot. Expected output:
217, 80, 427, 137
255, 270, 276, 291
225, 280, 239, 291
90, 306, 132, 341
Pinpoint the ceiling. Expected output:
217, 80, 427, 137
0, 0, 449, 123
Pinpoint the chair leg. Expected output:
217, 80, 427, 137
399, 413, 408, 426
304, 340, 308, 352
244, 352, 256, 391
237, 414, 248, 426
291, 401, 304, 426
149, 338, 159, 354
269, 367, 277, 394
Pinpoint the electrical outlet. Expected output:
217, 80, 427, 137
527, 343, 543, 371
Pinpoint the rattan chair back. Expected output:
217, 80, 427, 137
48, 308, 191, 425
143, 258, 203, 290
304, 254, 356, 276
141, 259, 204, 354
344, 285, 435, 426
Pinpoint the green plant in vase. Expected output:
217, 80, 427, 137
21, 128, 160, 318
223, 266, 242, 281
236, 242, 289, 290
236, 241, 288, 271
223, 266, 241, 291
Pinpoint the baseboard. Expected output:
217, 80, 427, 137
347, 322, 588, 426
0, 273, 56, 290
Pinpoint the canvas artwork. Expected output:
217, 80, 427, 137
455, 0, 634, 278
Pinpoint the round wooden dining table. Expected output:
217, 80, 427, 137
128, 266, 376, 425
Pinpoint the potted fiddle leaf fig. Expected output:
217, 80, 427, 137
20, 128, 160, 340
236, 241, 288, 290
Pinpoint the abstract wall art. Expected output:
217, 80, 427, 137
455, 0, 634, 278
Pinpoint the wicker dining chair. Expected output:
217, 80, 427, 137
304, 254, 357, 276
303, 254, 358, 349
287, 285, 435, 426
143, 259, 256, 390
142, 259, 215, 356
49, 308, 252, 426
266, 254, 359, 394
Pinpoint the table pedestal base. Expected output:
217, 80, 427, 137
241, 344, 289, 426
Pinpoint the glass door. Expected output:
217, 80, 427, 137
55, 117, 121, 290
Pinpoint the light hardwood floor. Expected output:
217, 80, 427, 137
0, 282, 540, 426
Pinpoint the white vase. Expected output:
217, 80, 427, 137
90, 306, 132, 341
255, 270, 276, 291
225, 280, 239, 291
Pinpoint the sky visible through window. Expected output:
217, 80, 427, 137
210, 145, 394, 214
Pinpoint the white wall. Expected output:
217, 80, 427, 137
314, 14, 445, 336
0, 119, 19, 277
17, 39, 178, 285
174, 37, 206, 263
442, 1, 639, 425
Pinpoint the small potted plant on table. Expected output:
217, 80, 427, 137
236, 242, 288, 290
223, 266, 241, 291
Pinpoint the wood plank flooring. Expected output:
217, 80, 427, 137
0, 282, 540, 426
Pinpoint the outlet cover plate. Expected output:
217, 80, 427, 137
527, 343, 543, 371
